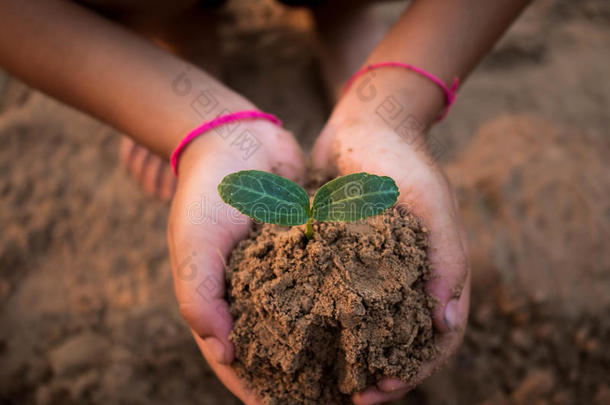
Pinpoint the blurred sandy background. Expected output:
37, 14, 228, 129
0, 0, 609, 404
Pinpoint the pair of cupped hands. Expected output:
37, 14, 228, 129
166, 94, 470, 404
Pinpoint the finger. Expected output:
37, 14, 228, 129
376, 378, 408, 393
158, 160, 177, 200
352, 385, 410, 405
140, 154, 164, 197
127, 143, 149, 183
425, 209, 469, 334
119, 136, 137, 168
443, 270, 470, 332
192, 331, 264, 405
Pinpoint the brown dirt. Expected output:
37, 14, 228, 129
427, 280, 610, 405
227, 208, 435, 404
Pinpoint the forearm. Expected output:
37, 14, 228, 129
0, 0, 252, 159
336, 0, 530, 128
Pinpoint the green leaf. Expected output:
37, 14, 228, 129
218, 170, 311, 226
311, 172, 399, 222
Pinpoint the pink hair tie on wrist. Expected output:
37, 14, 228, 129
170, 110, 282, 176
343, 62, 459, 121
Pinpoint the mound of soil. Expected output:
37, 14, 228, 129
226, 208, 436, 404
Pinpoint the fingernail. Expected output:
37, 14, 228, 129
204, 337, 227, 364
444, 299, 459, 330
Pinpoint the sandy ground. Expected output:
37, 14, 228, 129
1, 0, 609, 404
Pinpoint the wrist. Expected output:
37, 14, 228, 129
176, 118, 286, 178
166, 87, 258, 158
332, 67, 446, 132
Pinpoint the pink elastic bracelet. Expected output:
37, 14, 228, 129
170, 110, 282, 176
343, 62, 459, 121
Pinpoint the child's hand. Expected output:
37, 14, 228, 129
167, 121, 305, 404
312, 114, 470, 405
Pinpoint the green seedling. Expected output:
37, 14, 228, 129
218, 170, 399, 239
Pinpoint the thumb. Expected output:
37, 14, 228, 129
310, 121, 342, 175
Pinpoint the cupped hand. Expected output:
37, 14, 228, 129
167, 120, 306, 404
312, 114, 470, 405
